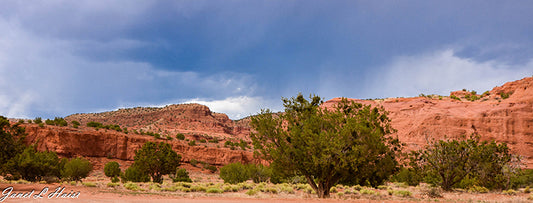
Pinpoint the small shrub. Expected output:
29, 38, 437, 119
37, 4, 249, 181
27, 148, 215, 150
190, 185, 207, 192
209, 137, 219, 143
330, 186, 337, 193
500, 92, 512, 99
104, 161, 121, 178
199, 139, 207, 143
278, 184, 295, 194
71, 120, 80, 127
188, 140, 196, 146
111, 177, 120, 183
502, 189, 517, 195
393, 190, 412, 197
205, 165, 217, 173
190, 159, 198, 167
450, 95, 461, 101
524, 186, 530, 193
246, 189, 258, 196
38, 123, 44, 127
360, 188, 376, 195
34, 117, 42, 124
87, 121, 103, 128
82, 182, 96, 187
107, 182, 120, 187
62, 157, 93, 182
122, 165, 150, 183
173, 168, 192, 183
264, 186, 278, 194
468, 185, 489, 193
377, 185, 389, 190
176, 133, 185, 140
124, 182, 140, 191
424, 187, 443, 198
220, 162, 249, 184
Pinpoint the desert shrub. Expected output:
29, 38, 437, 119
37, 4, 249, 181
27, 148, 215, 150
199, 139, 206, 143
104, 161, 121, 178
188, 140, 196, 146
176, 133, 185, 140
410, 135, 518, 191
190, 185, 207, 192
500, 92, 512, 99
502, 189, 518, 195
360, 188, 377, 195
220, 162, 249, 184
278, 184, 295, 194
111, 176, 120, 183
239, 139, 248, 150
468, 185, 489, 193
392, 190, 412, 197
124, 182, 141, 191
330, 186, 337, 193
87, 121, 103, 128
107, 182, 120, 187
247, 164, 271, 183
38, 123, 44, 127
17, 119, 24, 124
61, 157, 92, 182
190, 159, 198, 167
45, 119, 54, 125
423, 187, 443, 198
245, 189, 258, 196
122, 165, 150, 183
450, 95, 461, 101
71, 120, 80, 128
83, 182, 96, 187
208, 137, 219, 143
204, 165, 217, 173
172, 168, 192, 183
33, 117, 42, 124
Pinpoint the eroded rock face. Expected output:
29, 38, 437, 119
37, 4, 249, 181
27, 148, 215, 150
323, 76, 533, 167
65, 103, 250, 140
17, 77, 533, 168
22, 125, 254, 166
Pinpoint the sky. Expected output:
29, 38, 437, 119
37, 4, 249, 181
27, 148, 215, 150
0, 1, 532, 120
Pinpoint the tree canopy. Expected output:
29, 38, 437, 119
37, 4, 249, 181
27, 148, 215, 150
250, 94, 401, 198
132, 141, 181, 183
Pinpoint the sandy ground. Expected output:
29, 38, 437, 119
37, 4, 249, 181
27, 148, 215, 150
2, 182, 532, 203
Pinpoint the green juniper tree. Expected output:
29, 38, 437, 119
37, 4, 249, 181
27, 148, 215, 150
250, 94, 401, 198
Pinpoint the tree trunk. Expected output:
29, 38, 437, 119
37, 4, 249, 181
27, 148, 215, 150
317, 181, 331, 198
305, 175, 332, 198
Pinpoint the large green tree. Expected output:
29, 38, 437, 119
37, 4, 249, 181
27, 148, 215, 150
0, 116, 26, 175
250, 94, 401, 198
132, 142, 181, 183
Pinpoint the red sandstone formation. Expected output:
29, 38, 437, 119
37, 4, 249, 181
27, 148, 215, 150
323, 76, 533, 167
14, 76, 533, 168
65, 103, 250, 141
21, 124, 254, 167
